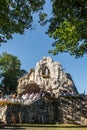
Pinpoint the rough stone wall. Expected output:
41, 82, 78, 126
35, 57, 78, 97
0, 105, 7, 124
0, 96, 87, 125
56, 96, 84, 124
17, 57, 78, 97
1, 57, 86, 125
0, 98, 54, 124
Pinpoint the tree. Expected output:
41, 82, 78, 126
0, 0, 87, 58
39, 0, 87, 58
0, 52, 27, 94
0, 0, 45, 43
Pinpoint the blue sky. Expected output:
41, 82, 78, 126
0, 0, 87, 94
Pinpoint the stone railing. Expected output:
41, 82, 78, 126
0, 97, 24, 104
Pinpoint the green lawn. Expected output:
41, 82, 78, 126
26, 125, 87, 130
25, 128, 87, 130
2, 124, 87, 130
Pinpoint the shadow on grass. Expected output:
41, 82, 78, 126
24, 125, 87, 128
0, 124, 87, 129
0, 124, 26, 130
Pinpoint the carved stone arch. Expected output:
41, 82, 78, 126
39, 65, 50, 78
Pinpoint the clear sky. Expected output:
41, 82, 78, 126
0, 0, 87, 94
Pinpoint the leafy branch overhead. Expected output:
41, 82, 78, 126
0, 0, 45, 43
39, 0, 87, 58
0, 0, 87, 58
40, 0, 87, 58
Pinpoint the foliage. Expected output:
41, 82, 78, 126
0, 0, 45, 43
49, 0, 87, 58
0, 0, 87, 58
39, 0, 87, 58
0, 52, 27, 94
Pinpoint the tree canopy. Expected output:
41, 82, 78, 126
0, 0, 87, 58
0, 0, 45, 43
40, 0, 87, 58
0, 52, 27, 94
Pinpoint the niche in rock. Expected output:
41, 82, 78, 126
39, 66, 50, 78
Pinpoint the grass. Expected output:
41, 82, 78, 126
2, 124, 87, 130
25, 128, 87, 130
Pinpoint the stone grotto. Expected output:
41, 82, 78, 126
0, 57, 87, 124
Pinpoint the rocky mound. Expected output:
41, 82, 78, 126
17, 57, 78, 97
